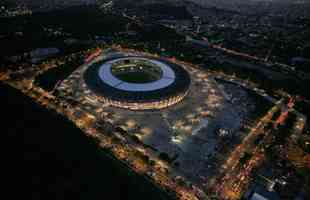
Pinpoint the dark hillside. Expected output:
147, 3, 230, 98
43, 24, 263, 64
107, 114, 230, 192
1, 83, 169, 200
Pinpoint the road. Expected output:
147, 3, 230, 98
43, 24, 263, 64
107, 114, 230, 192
213, 100, 282, 199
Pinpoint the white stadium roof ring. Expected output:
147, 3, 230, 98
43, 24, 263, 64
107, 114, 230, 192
84, 56, 191, 110
98, 57, 176, 92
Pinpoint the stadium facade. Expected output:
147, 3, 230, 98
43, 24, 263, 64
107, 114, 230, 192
84, 56, 191, 110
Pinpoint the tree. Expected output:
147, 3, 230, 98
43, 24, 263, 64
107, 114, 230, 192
149, 160, 156, 166
159, 152, 171, 163
239, 152, 252, 166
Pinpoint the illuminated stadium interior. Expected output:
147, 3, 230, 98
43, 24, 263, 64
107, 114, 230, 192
111, 59, 163, 83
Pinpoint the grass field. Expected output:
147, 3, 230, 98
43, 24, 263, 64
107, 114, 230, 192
115, 71, 159, 83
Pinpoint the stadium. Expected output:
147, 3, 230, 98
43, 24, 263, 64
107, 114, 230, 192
84, 56, 191, 110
